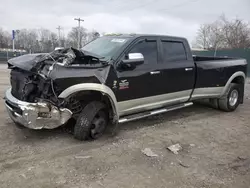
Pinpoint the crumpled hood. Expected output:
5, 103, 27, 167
8, 53, 47, 71
7, 48, 107, 73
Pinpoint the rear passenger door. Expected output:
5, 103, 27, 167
158, 38, 195, 103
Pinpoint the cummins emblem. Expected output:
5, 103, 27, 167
119, 80, 129, 90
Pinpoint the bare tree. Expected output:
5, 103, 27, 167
0, 28, 11, 48
194, 15, 250, 50
0, 26, 101, 52
60, 35, 66, 48
220, 16, 250, 48
0, 28, 5, 48
50, 32, 58, 50
86, 30, 100, 43
15, 29, 30, 49
15, 29, 39, 52
37, 28, 51, 52
35, 28, 61, 52
194, 21, 224, 50
195, 24, 212, 49
67, 27, 87, 48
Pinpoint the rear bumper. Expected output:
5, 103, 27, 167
4, 88, 72, 129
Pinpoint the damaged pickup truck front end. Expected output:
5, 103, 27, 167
4, 48, 108, 129
5, 88, 72, 129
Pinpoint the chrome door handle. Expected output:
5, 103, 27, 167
150, 71, 160, 75
185, 68, 193, 71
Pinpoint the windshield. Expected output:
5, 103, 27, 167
81, 37, 129, 59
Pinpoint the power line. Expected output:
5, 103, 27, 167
156, 0, 202, 12
74, 18, 84, 49
114, 0, 203, 14
122, 0, 157, 12
114, 0, 159, 13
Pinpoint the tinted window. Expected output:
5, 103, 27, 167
162, 41, 187, 62
129, 40, 157, 64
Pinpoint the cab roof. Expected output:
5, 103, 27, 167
103, 33, 187, 41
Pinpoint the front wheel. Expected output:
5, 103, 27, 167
74, 101, 108, 141
218, 83, 241, 112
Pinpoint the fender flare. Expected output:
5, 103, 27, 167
58, 83, 119, 121
221, 71, 246, 96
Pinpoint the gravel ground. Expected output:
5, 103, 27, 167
0, 64, 249, 188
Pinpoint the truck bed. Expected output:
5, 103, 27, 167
192, 55, 247, 100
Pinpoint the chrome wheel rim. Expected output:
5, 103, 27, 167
229, 89, 238, 107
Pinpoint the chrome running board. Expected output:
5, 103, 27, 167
118, 102, 193, 124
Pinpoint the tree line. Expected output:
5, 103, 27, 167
0, 27, 100, 53
1, 15, 249, 53
193, 15, 250, 50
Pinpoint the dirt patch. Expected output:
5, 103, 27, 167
228, 157, 250, 175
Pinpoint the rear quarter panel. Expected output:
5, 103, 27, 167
195, 59, 247, 89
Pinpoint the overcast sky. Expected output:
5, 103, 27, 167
0, 0, 250, 42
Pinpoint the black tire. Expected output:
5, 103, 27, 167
74, 101, 107, 141
218, 83, 240, 112
209, 98, 219, 109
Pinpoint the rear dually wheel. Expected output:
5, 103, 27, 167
218, 83, 240, 112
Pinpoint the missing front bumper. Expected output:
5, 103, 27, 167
4, 88, 72, 129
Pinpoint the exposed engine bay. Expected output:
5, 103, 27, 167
8, 48, 109, 109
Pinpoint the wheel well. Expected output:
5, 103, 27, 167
231, 76, 245, 104
65, 90, 114, 120
231, 76, 245, 85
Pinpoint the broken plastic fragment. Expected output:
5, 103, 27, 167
167, 143, 182, 154
141, 148, 158, 157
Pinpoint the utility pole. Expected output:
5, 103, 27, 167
74, 18, 84, 49
12, 30, 15, 52
12, 29, 20, 52
56, 26, 62, 47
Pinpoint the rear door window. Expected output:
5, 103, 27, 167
161, 41, 187, 62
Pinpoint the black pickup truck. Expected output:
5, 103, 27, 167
4, 34, 247, 140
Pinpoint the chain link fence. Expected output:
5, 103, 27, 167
0, 51, 28, 63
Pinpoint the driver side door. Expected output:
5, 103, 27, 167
114, 37, 161, 116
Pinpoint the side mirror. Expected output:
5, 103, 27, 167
122, 53, 144, 66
